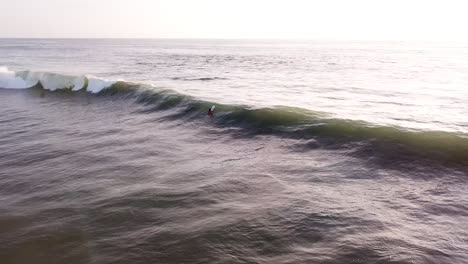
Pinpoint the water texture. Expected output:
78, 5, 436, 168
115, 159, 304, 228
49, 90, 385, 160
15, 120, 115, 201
1, 39, 467, 264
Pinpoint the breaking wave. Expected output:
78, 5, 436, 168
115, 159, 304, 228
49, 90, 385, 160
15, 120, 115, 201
0, 67, 115, 93
2, 68, 468, 166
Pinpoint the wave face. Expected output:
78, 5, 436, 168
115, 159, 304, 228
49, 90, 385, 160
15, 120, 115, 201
2, 68, 466, 167
132, 89, 468, 166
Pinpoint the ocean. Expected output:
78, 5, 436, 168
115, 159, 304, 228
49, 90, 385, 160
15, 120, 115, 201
0, 39, 467, 264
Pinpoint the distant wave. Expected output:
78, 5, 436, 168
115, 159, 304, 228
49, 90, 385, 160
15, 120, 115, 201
2, 67, 467, 166
171, 76, 228, 81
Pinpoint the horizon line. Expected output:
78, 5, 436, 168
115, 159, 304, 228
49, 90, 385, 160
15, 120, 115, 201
1, 37, 467, 42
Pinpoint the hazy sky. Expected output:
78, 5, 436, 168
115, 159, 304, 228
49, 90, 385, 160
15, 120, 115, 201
1, 0, 467, 40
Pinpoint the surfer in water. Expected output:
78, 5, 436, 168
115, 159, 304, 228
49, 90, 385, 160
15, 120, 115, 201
208, 105, 215, 116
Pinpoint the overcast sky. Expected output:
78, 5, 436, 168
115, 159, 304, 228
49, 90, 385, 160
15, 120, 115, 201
1, 0, 467, 40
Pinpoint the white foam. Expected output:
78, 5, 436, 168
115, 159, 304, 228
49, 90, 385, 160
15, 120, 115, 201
72, 76, 86, 91
0, 67, 113, 92
0, 66, 38, 89
0, 67, 88, 91
38, 73, 86, 91
86, 76, 116, 93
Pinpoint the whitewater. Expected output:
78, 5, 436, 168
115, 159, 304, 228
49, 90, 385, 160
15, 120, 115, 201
1, 39, 467, 264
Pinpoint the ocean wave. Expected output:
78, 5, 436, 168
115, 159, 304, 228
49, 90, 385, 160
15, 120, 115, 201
0, 67, 115, 93
2, 68, 467, 166
103, 82, 468, 166
0, 66, 37, 89
171, 76, 228, 81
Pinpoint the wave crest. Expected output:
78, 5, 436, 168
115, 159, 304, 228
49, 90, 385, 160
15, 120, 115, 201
0, 67, 115, 93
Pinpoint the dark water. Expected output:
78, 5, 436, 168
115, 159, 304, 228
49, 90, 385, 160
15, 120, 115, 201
1, 85, 467, 264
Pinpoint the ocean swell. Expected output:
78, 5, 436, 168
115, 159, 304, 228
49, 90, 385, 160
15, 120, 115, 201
103, 81, 468, 166
2, 68, 468, 166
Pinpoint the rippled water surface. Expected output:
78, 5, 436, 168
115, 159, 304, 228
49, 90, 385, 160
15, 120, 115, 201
1, 39, 468, 264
